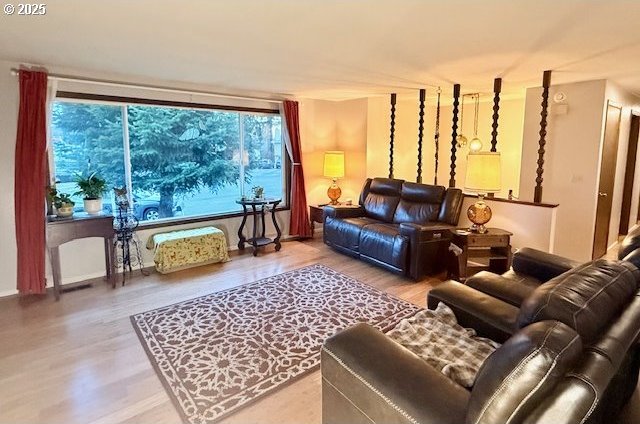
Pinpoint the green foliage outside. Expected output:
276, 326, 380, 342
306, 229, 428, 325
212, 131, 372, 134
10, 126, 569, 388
52, 102, 281, 219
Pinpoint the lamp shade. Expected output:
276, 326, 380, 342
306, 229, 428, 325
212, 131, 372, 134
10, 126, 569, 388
323, 151, 345, 178
465, 152, 501, 193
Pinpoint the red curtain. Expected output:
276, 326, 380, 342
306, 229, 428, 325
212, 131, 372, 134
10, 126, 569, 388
15, 70, 48, 295
283, 100, 312, 238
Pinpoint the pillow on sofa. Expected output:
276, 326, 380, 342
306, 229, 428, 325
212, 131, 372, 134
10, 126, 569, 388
387, 302, 500, 387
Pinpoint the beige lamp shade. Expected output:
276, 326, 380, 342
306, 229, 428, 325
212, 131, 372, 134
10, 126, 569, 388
465, 152, 502, 193
323, 151, 345, 178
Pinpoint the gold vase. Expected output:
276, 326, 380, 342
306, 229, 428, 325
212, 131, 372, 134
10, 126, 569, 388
327, 179, 342, 205
467, 194, 492, 233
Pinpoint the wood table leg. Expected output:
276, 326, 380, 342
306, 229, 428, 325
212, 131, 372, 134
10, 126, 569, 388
49, 247, 62, 301
272, 201, 282, 251
252, 204, 259, 256
237, 204, 248, 250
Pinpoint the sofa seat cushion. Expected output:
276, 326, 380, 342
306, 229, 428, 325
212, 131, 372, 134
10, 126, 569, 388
359, 223, 408, 270
465, 270, 539, 307
324, 217, 379, 252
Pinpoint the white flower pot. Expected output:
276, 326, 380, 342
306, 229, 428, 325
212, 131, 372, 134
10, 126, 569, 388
84, 198, 103, 215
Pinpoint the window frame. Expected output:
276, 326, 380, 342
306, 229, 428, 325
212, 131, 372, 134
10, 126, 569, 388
51, 92, 291, 230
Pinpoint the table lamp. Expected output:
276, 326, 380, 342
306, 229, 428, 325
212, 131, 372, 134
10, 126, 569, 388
323, 151, 345, 205
464, 152, 501, 233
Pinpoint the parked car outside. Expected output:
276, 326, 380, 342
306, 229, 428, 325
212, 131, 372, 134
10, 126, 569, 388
74, 195, 183, 221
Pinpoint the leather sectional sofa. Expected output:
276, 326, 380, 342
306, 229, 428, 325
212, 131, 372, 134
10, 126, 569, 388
321, 229, 640, 424
323, 178, 463, 280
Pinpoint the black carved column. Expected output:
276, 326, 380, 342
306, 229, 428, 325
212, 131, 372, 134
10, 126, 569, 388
534, 71, 552, 203
389, 93, 397, 179
490, 77, 502, 152
449, 84, 461, 188
417, 89, 426, 183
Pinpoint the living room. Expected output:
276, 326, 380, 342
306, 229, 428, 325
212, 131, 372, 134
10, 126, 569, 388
2, 1, 640, 423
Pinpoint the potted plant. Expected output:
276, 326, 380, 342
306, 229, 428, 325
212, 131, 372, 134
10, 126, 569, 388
74, 172, 107, 215
47, 185, 75, 218
252, 185, 264, 200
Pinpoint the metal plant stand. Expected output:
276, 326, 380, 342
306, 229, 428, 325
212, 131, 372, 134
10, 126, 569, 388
113, 194, 148, 286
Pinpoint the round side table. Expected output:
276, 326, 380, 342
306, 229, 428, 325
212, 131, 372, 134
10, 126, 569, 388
236, 198, 282, 256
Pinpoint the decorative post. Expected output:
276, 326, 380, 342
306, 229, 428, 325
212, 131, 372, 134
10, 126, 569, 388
417, 89, 426, 183
449, 84, 461, 188
534, 71, 552, 203
490, 77, 502, 152
389, 93, 397, 179
434, 88, 441, 185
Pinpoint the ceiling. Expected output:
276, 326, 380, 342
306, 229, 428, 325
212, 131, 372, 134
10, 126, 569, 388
1, 0, 639, 100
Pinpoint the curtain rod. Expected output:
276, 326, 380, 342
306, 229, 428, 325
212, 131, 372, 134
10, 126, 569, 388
10, 68, 285, 104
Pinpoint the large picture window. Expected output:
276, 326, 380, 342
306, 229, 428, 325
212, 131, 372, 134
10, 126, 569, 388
51, 97, 286, 224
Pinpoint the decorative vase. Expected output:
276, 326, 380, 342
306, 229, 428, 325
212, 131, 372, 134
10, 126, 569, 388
56, 204, 74, 218
84, 198, 103, 215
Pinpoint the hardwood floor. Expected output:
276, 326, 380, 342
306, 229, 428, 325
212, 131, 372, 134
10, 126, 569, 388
0, 238, 442, 424
1, 238, 638, 423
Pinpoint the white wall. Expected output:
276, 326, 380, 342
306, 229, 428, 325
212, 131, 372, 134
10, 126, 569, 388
365, 92, 526, 198
459, 197, 557, 252
519, 80, 607, 261
298, 97, 368, 206
0, 60, 291, 297
0, 60, 19, 297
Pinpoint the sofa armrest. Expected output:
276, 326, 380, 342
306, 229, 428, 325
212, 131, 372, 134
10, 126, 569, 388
512, 247, 581, 282
399, 222, 453, 242
322, 323, 469, 424
428, 280, 519, 343
400, 223, 453, 279
323, 205, 365, 220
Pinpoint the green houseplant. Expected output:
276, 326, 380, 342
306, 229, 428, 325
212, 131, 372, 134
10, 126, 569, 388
74, 172, 107, 215
47, 185, 75, 218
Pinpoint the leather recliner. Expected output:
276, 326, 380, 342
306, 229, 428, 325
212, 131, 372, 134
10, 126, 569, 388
322, 232, 640, 424
323, 177, 463, 280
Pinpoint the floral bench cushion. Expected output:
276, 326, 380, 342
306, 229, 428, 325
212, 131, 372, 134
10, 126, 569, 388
147, 226, 230, 274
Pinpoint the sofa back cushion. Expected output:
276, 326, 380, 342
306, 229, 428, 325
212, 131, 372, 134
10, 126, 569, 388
618, 226, 640, 260
517, 260, 639, 343
393, 182, 445, 224
361, 178, 403, 222
438, 188, 464, 225
466, 321, 582, 424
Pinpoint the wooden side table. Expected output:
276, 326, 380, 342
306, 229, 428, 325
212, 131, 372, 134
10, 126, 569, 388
237, 198, 282, 256
46, 213, 115, 300
447, 228, 513, 282
309, 204, 326, 236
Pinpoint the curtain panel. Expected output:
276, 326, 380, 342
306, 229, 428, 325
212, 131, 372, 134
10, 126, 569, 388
282, 100, 311, 238
14, 70, 49, 295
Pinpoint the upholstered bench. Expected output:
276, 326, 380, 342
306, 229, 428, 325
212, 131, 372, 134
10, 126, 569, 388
146, 226, 230, 274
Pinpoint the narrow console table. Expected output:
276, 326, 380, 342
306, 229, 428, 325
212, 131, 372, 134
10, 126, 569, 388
46, 213, 115, 300
447, 228, 512, 282
236, 198, 282, 256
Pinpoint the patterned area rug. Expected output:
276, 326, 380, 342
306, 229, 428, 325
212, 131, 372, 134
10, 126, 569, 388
131, 264, 420, 423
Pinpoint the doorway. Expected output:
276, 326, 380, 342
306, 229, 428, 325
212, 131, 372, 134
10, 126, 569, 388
620, 113, 640, 235
593, 101, 622, 259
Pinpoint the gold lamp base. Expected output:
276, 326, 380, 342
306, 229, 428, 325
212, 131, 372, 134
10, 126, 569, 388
327, 179, 342, 205
467, 194, 492, 234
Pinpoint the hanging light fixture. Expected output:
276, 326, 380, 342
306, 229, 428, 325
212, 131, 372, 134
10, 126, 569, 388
469, 93, 483, 152
456, 94, 468, 148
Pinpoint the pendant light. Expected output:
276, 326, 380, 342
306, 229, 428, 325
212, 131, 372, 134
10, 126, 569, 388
469, 94, 483, 152
456, 94, 468, 148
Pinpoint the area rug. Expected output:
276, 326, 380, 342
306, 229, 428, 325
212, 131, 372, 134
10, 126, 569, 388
131, 264, 420, 423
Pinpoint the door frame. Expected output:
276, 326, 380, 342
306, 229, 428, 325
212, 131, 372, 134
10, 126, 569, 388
620, 112, 640, 235
592, 101, 622, 259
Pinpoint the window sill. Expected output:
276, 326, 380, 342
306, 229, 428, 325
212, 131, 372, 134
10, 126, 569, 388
137, 205, 291, 231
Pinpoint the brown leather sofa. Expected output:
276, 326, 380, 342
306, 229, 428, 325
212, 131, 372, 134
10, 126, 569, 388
323, 178, 463, 280
322, 230, 640, 424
